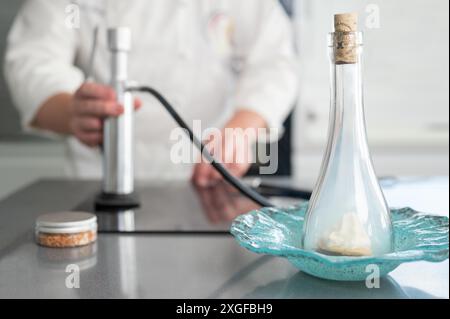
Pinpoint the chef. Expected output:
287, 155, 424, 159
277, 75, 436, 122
4, 0, 298, 185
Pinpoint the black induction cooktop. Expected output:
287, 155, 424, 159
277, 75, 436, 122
75, 181, 264, 233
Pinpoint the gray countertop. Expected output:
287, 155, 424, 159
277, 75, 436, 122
0, 178, 448, 299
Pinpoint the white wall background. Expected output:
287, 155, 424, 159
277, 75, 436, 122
292, 0, 449, 182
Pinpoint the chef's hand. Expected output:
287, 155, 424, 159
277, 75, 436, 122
69, 82, 142, 147
191, 110, 267, 186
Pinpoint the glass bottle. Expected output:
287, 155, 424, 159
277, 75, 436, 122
302, 14, 393, 257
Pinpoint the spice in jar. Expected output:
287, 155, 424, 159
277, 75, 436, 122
35, 212, 97, 248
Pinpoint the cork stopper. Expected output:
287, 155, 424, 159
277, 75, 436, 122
334, 13, 358, 32
333, 13, 359, 64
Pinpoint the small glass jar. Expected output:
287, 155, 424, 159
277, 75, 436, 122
35, 212, 97, 248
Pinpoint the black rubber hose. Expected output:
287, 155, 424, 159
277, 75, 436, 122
127, 86, 274, 207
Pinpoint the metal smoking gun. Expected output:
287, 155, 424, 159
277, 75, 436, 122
95, 27, 139, 209
90, 28, 286, 209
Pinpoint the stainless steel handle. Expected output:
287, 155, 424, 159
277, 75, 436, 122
103, 27, 134, 195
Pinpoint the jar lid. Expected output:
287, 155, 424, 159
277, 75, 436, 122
36, 212, 97, 234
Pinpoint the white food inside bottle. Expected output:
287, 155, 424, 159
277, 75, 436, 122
319, 212, 373, 256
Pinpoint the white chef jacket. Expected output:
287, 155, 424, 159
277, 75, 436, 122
4, 0, 298, 181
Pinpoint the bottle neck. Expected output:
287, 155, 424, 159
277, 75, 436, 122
333, 59, 366, 134
328, 45, 369, 158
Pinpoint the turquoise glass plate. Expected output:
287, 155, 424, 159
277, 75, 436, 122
231, 202, 449, 281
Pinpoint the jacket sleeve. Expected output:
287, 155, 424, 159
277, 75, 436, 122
3, 0, 84, 131
231, 0, 299, 137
